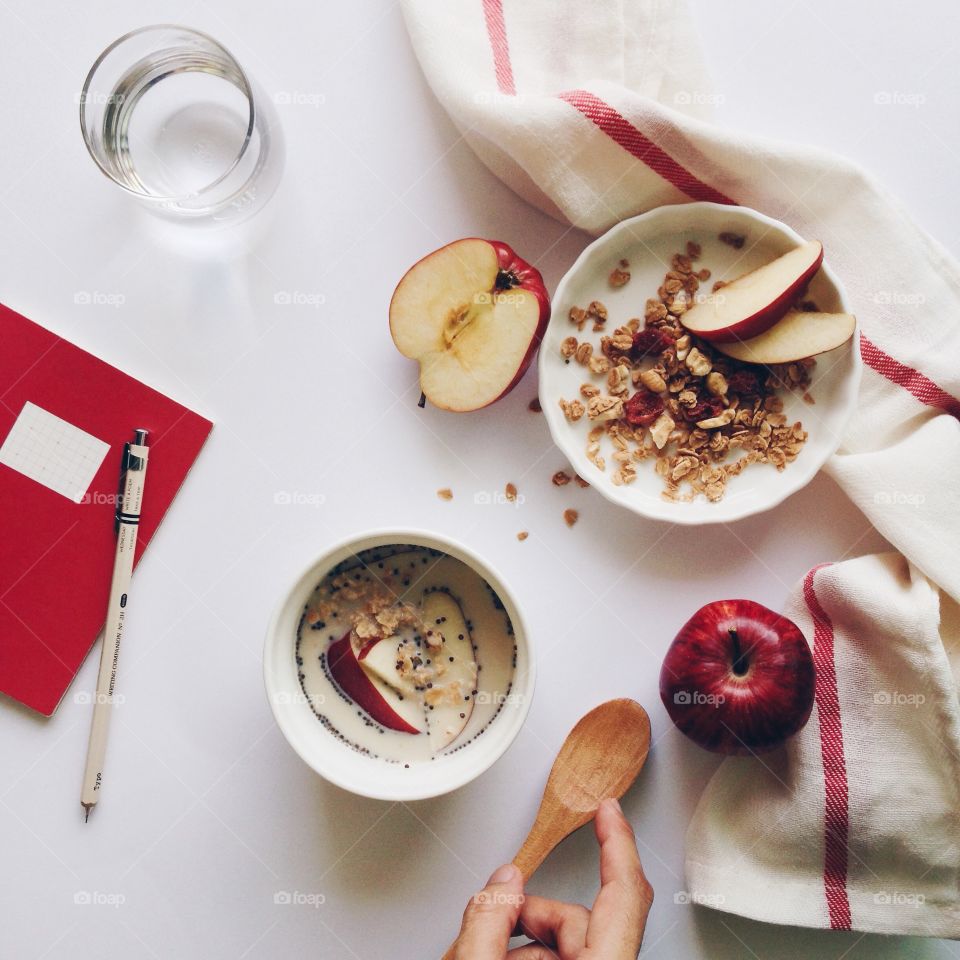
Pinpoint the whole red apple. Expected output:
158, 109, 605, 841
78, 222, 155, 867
389, 238, 550, 411
659, 599, 815, 756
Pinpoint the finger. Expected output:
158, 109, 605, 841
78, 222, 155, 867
505, 946, 556, 960
452, 863, 525, 959
585, 798, 653, 958
515, 895, 589, 954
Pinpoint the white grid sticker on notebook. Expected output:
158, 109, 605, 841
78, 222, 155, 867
0, 402, 111, 503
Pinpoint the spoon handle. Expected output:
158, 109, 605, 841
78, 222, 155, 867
512, 816, 562, 881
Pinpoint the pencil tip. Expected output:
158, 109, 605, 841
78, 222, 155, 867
82, 804, 92, 823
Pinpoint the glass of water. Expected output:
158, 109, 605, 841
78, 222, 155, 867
80, 25, 283, 223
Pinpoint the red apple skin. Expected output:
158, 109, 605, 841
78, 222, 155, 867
326, 632, 421, 735
691, 244, 824, 344
487, 240, 552, 403
659, 600, 815, 756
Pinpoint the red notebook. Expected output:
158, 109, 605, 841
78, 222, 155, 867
0, 303, 213, 715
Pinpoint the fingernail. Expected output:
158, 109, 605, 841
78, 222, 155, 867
488, 863, 519, 884
605, 797, 622, 814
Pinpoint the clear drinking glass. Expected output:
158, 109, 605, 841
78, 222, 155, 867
80, 25, 283, 224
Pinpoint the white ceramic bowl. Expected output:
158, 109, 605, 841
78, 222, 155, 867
264, 529, 534, 801
538, 202, 862, 525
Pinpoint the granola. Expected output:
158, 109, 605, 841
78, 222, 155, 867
557, 242, 813, 503
609, 259, 631, 288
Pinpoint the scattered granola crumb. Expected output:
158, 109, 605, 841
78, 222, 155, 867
528, 397, 542, 412
686, 241, 702, 260
719, 231, 746, 249
609, 261, 631, 288
552, 470, 572, 486
505, 482, 517, 502
437, 488, 453, 501
573, 474, 590, 488
803, 391, 816, 404
516, 531, 529, 541
563, 508, 579, 528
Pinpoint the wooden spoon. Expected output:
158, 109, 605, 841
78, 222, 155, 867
441, 699, 651, 959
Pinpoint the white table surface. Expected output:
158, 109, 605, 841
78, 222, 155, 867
1, 2, 957, 958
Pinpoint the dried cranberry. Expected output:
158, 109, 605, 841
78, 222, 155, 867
681, 396, 724, 423
726, 370, 761, 397
631, 327, 674, 358
623, 391, 665, 427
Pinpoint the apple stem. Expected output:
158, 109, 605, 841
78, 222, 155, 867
417, 392, 426, 409
730, 629, 748, 676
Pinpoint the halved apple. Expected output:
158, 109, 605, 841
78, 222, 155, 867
389, 238, 550, 412
420, 590, 477, 750
682, 240, 824, 343
713, 310, 856, 364
327, 632, 424, 735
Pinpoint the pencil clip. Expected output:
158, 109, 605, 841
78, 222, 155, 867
114, 442, 131, 535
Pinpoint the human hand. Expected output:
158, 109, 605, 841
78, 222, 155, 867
448, 797, 652, 959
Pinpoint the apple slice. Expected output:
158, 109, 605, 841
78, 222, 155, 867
420, 590, 477, 751
713, 310, 856, 364
389, 238, 550, 412
327, 632, 424, 735
682, 240, 824, 343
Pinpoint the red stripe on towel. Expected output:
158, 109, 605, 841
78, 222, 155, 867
803, 564, 853, 930
861, 335, 960, 419
481, 0, 515, 94
476, 2, 959, 420
556, 89, 735, 205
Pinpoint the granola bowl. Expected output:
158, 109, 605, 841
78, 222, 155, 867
538, 202, 861, 525
264, 528, 534, 801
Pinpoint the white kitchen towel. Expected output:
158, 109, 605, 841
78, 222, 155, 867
401, 0, 960, 937
686, 554, 960, 937
401, 0, 960, 602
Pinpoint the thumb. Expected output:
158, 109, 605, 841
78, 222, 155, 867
451, 864, 524, 959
